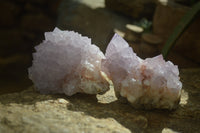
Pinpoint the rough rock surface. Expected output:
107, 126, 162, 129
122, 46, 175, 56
0, 69, 200, 133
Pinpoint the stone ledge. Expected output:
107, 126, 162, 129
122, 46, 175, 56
0, 69, 200, 133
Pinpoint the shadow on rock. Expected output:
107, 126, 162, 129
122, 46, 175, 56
65, 69, 200, 133
1, 69, 200, 132
66, 92, 180, 133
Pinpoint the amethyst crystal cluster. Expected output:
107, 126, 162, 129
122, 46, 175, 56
102, 34, 182, 109
28, 28, 109, 96
29, 28, 182, 109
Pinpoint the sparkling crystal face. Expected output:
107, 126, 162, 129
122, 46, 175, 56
29, 28, 109, 96
102, 33, 182, 109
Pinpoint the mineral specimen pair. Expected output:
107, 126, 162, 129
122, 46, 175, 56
29, 28, 182, 110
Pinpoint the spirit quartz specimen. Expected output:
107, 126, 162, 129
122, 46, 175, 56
102, 33, 182, 109
28, 28, 109, 96
29, 28, 182, 110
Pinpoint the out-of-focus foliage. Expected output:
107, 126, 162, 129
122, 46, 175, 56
134, 18, 152, 33
162, 1, 200, 59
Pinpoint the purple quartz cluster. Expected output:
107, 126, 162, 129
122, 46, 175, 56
102, 34, 182, 109
28, 28, 109, 96
29, 28, 182, 109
